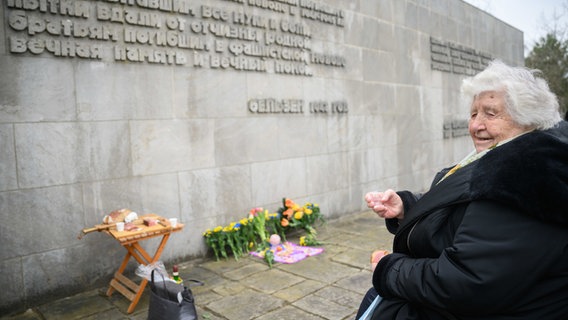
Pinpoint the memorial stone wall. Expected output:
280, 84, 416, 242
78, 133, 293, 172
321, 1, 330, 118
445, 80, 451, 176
0, 0, 523, 313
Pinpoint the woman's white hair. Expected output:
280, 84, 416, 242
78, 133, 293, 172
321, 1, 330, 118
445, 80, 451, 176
461, 60, 561, 130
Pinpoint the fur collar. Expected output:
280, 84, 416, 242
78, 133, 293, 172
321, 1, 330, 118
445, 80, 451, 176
470, 122, 568, 225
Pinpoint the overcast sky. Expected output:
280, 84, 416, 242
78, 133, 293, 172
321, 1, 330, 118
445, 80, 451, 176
462, 0, 567, 54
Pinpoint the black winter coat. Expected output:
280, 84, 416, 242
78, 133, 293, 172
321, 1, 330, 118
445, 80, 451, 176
371, 121, 568, 319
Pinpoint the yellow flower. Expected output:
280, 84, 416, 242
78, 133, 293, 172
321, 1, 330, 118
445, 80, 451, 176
305, 208, 313, 215
294, 211, 304, 220
299, 236, 306, 246
213, 226, 223, 232
223, 226, 232, 232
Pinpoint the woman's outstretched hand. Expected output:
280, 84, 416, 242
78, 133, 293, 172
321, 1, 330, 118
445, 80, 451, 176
365, 189, 404, 220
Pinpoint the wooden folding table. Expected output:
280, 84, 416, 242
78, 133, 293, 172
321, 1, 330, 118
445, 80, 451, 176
103, 214, 184, 313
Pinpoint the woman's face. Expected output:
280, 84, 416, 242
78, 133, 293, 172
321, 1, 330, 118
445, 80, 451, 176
468, 91, 529, 153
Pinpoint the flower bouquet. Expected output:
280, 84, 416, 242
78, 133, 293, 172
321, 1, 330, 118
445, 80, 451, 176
278, 198, 324, 238
203, 197, 325, 265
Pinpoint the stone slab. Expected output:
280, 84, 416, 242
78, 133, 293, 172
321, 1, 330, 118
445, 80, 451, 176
36, 290, 114, 320
278, 256, 360, 285
273, 279, 327, 302
256, 305, 326, 320
206, 289, 285, 320
241, 268, 305, 294
293, 294, 354, 320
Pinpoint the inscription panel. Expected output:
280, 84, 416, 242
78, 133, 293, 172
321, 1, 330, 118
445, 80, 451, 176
4, 0, 346, 77
430, 37, 493, 76
443, 119, 469, 139
247, 98, 348, 114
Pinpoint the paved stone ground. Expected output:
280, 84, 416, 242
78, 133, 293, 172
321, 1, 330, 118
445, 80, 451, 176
2, 210, 393, 320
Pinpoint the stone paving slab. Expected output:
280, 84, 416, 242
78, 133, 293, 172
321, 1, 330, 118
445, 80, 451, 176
335, 271, 373, 294
206, 289, 286, 320
293, 294, 354, 320
278, 257, 360, 285
272, 279, 326, 302
315, 286, 364, 310
331, 246, 372, 269
36, 290, 115, 320
255, 305, 325, 320
223, 262, 270, 281
2, 211, 392, 320
241, 268, 305, 294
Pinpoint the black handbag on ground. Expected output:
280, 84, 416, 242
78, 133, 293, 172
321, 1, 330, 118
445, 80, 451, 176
148, 269, 203, 320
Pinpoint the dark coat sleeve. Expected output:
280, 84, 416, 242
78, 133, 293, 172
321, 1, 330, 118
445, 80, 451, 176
373, 199, 568, 316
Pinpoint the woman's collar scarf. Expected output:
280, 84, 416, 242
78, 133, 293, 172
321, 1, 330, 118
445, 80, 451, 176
438, 131, 532, 184
468, 124, 568, 225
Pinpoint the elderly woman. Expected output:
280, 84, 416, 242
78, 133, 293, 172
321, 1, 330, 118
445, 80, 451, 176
357, 60, 568, 319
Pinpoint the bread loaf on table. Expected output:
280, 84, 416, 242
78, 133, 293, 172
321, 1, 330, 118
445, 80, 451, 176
102, 208, 132, 224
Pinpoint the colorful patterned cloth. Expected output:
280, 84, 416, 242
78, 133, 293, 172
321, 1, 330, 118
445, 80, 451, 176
250, 242, 324, 264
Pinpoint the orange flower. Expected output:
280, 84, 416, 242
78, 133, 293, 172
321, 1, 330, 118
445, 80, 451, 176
283, 209, 294, 218
281, 218, 289, 227
285, 198, 295, 208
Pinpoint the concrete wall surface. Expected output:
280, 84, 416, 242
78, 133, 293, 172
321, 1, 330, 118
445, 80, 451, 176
0, 0, 523, 313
